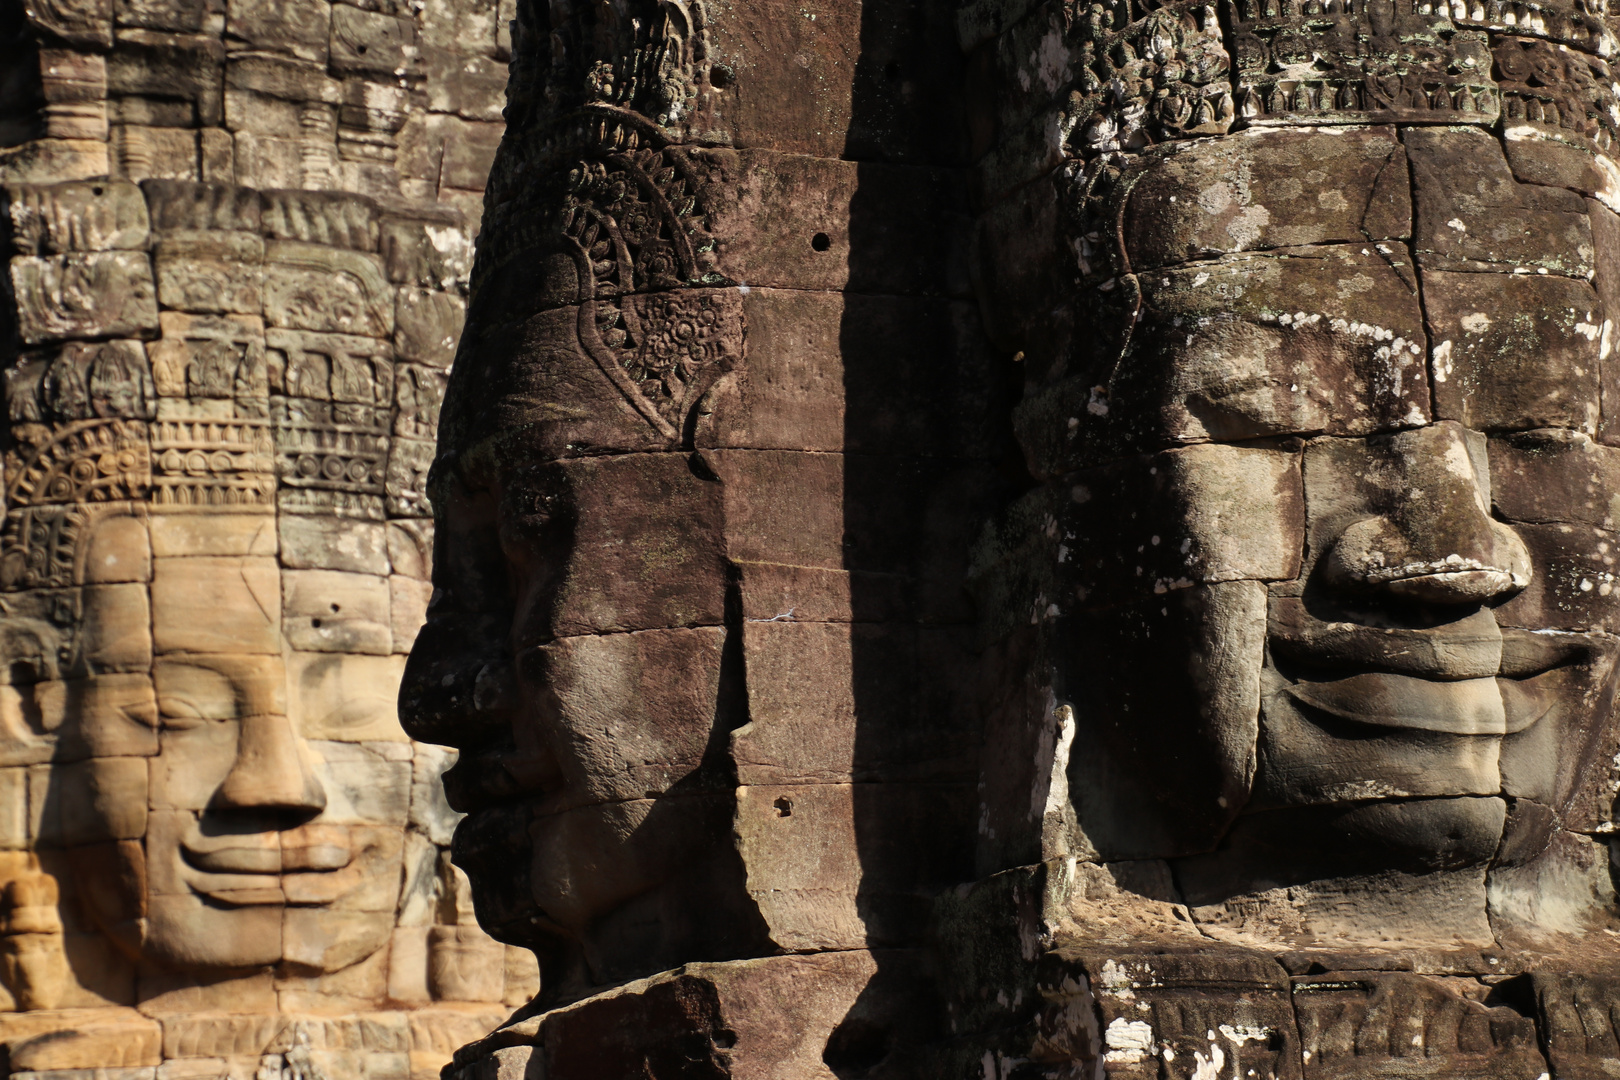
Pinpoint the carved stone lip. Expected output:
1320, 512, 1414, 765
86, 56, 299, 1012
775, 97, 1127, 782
179, 831, 354, 905
1285, 673, 1525, 735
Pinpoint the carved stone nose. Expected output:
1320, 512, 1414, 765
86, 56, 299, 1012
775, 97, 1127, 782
1320, 422, 1531, 605
210, 712, 327, 814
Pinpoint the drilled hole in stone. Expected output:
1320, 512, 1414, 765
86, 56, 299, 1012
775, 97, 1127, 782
811, 232, 831, 252
710, 63, 733, 88
774, 796, 792, 817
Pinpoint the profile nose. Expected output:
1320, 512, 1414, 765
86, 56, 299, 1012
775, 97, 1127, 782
1321, 421, 1531, 605
210, 712, 326, 814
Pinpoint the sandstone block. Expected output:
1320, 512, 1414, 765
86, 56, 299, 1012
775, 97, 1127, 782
385, 519, 431, 579
82, 514, 152, 583
394, 288, 464, 368
427, 925, 505, 1003
263, 241, 392, 337
278, 513, 387, 574
78, 582, 152, 674
689, 149, 968, 298
1408, 125, 1596, 276
10, 252, 159, 344
393, 364, 445, 440
104, 31, 224, 127
141, 180, 260, 233
734, 621, 979, 787
1425, 270, 1602, 433
329, 4, 418, 78
379, 214, 470, 289
422, 47, 506, 122
736, 782, 972, 950
0, 768, 27, 848
260, 189, 379, 251
0, 1009, 161, 1071
701, 290, 999, 458
147, 311, 267, 401
282, 907, 394, 979
308, 742, 410, 827
390, 574, 430, 653
150, 555, 280, 653
396, 115, 499, 193
147, 512, 275, 557
282, 568, 392, 654
1503, 126, 1620, 207
408, 743, 459, 846
49, 673, 159, 759
0, 141, 110, 185
152, 231, 263, 315
388, 925, 430, 1003
1491, 429, 1620, 529
1494, 522, 1620, 632
1060, 443, 1304, 606
31, 756, 147, 846
1123, 127, 1411, 268
1113, 245, 1430, 448
225, 0, 331, 63
265, 327, 393, 406
109, 126, 200, 183
286, 650, 407, 743
6, 181, 150, 255
516, 628, 725, 810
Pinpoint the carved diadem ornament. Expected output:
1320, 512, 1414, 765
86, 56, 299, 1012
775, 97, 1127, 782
149, 418, 275, 509
5, 420, 150, 507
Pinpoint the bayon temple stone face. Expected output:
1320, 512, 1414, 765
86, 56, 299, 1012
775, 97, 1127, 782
0, 0, 540, 1076
13, 0, 1620, 1075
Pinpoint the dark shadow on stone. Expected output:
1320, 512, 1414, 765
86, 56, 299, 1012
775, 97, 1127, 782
830, 1, 1020, 1074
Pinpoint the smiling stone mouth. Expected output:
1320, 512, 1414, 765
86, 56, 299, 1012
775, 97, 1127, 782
180, 838, 355, 906
1283, 672, 1551, 735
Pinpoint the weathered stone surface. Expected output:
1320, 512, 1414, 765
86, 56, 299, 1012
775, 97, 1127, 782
1425, 270, 1603, 433
1122, 127, 1412, 268
10, 252, 159, 344
1408, 125, 1596, 276
6, 182, 149, 255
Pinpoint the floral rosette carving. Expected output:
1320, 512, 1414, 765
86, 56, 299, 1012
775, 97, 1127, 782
556, 145, 741, 442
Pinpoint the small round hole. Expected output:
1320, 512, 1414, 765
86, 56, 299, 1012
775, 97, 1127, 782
709, 63, 733, 89
811, 233, 831, 252
774, 796, 793, 817
91, 185, 104, 196
329, 603, 341, 613
356, 43, 368, 54
311, 618, 323, 628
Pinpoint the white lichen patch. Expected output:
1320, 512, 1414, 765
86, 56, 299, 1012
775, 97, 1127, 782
1432, 339, 1455, 383
1460, 311, 1492, 333
1104, 1018, 1154, 1064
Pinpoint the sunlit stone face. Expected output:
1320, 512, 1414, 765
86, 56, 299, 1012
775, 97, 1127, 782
119, 538, 409, 974
1036, 118, 1620, 942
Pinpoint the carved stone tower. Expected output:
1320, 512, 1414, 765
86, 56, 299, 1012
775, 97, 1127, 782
0, 0, 530, 1077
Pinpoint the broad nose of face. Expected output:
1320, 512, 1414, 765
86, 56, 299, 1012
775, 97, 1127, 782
209, 711, 327, 814
1320, 421, 1531, 606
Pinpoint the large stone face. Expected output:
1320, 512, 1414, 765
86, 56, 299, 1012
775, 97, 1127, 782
0, 1, 531, 1078
12, 0, 1620, 1075
403, 0, 1620, 1074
